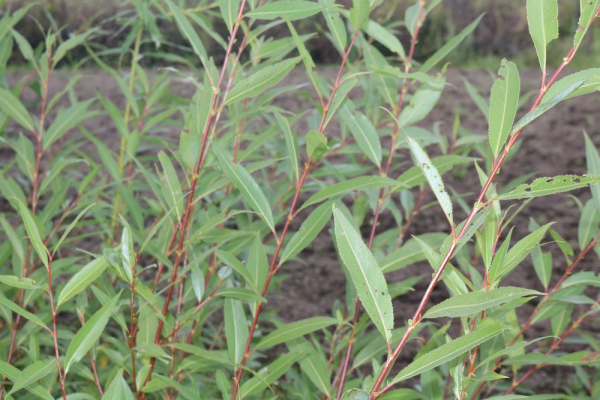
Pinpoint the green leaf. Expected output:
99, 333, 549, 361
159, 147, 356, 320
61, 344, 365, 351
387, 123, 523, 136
404, 133, 453, 226
463, 78, 489, 120
136, 305, 158, 347
287, 338, 331, 395
190, 263, 205, 302
8, 359, 55, 395
119, 217, 135, 283
321, 0, 346, 51
0, 291, 48, 330
390, 320, 508, 384
574, 0, 600, 50
102, 370, 135, 400
404, 2, 420, 37
323, 78, 358, 128
341, 107, 382, 167
542, 69, 600, 103
333, 206, 393, 343
226, 57, 300, 105
424, 287, 541, 319
53, 29, 98, 66
491, 224, 551, 281
350, 0, 370, 29
306, 129, 328, 159
275, 112, 299, 183
578, 200, 600, 249
397, 155, 474, 189
218, 287, 267, 302
281, 201, 334, 264
166, 0, 207, 66
43, 99, 96, 149
57, 257, 108, 308
216, 250, 257, 292
52, 203, 96, 255
488, 59, 520, 158
158, 151, 184, 221
0, 275, 38, 290
397, 80, 445, 128
213, 145, 275, 232
219, 0, 242, 32
255, 316, 339, 350
0, 88, 34, 132
584, 132, 600, 211
363, 19, 405, 59
512, 80, 587, 134
342, 389, 370, 400
64, 293, 120, 374
15, 199, 48, 268
246, 1, 325, 21
0, 215, 24, 263
532, 249, 552, 290
302, 176, 403, 209
493, 175, 600, 200
239, 352, 304, 397
420, 14, 484, 73
225, 298, 249, 364
380, 233, 447, 273
526, 0, 558, 74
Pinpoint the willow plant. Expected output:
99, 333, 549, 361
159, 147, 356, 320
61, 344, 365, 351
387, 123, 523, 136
0, 0, 600, 399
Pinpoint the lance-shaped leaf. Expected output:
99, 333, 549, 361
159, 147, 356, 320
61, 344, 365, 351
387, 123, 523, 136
165, 0, 207, 66
102, 370, 135, 400
363, 19, 405, 60
511, 80, 587, 134
15, 199, 48, 268
64, 293, 120, 374
333, 206, 393, 343
8, 359, 56, 396
424, 287, 541, 319
574, 0, 600, 51
57, 257, 108, 308
350, 0, 370, 29
341, 107, 382, 167
0, 88, 34, 132
302, 176, 403, 209
526, 0, 558, 74
404, 133, 453, 226
321, 0, 346, 51
397, 79, 445, 128
225, 298, 249, 364
239, 352, 304, 397
219, 0, 242, 32
213, 145, 275, 232
287, 338, 331, 395
158, 151, 184, 221
246, 1, 325, 20
43, 99, 96, 149
255, 317, 339, 350
578, 200, 600, 249
225, 57, 300, 105
280, 201, 334, 264
0, 291, 48, 330
492, 175, 600, 200
380, 233, 446, 273
275, 112, 299, 183
420, 14, 484, 73
488, 59, 520, 158
584, 132, 600, 211
389, 319, 508, 384
542, 69, 600, 103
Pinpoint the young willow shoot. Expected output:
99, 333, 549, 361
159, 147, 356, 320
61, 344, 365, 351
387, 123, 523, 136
0, 1, 599, 400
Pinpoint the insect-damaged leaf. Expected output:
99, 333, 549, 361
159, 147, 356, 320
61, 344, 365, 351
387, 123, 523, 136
404, 133, 453, 226
333, 205, 393, 343
493, 175, 600, 200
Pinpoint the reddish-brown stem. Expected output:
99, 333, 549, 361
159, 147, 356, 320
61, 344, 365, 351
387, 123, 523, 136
46, 256, 68, 400
468, 234, 600, 399
231, 30, 361, 399
504, 298, 600, 396
370, 41, 584, 398
337, 7, 428, 394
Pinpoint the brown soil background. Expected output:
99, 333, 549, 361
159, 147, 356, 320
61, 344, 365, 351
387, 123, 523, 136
5, 67, 600, 394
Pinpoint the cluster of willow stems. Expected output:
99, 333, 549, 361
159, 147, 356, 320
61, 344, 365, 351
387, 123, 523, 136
2, 2, 599, 399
